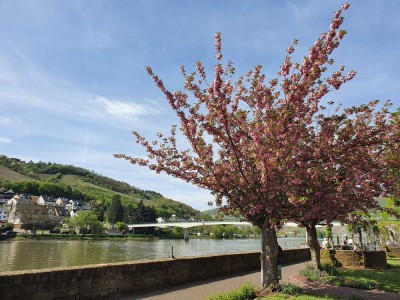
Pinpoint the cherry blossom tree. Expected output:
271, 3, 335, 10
285, 103, 394, 269
386, 109, 400, 199
116, 3, 395, 286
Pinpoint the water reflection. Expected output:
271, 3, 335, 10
0, 238, 306, 272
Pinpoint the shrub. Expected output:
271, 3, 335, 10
0, 223, 13, 233
50, 227, 62, 233
321, 263, 338, 276
300, 266, 321, 281
281, 282, 301, 295
273, 282, 302, 295
323, 275, 343, 286
207, 283, 256, 300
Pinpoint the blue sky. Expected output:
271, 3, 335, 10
0, 0, 399, 211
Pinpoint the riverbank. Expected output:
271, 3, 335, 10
1, 232, 262, 241
3, 233, 158, 241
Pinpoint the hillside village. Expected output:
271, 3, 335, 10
0, 190, 93, 231
0, 155, 214, 234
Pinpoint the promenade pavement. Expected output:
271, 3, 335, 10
117, 261, 307, 300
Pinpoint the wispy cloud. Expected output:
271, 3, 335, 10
0, 137, 11, 144
95, 96, 159, 120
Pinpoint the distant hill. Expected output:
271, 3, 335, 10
0, 155, 207, 219
202, 207, 241, 221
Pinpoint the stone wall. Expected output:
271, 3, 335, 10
281, 248, 311, 264
363, 251, 387, 268
0, 248, 310, 300
321, 250, 386, 268
387, 246, 400, 258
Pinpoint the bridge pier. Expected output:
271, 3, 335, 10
184, 228, 189, 241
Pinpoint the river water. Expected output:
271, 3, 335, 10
0, 238, 307, 272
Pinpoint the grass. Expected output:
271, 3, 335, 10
206, 283, 256, 300
388, 258, 400, 267
333, 258, 400, 293
211, 259, 400, 300
301, 258, 400, 293
207, 282, 335, 300
259, 296, 335, 300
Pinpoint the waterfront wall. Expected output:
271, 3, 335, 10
321, 250, 386, 268
0, 248, 310, 300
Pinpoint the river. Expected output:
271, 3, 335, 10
0, 237, 307, 272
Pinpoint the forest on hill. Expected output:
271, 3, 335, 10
0, 155, 210, 220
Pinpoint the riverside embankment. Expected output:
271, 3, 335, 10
0, 237, 308, 272
0, 248, 311, 300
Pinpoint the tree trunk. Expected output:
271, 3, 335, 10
307, 226, 321, 270
260, 220, 279, 289
326, 222, 333, 249
358, 229, 363, 247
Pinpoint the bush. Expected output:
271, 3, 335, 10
49, 227, 61, 234
273, 283, 302, 295
323, 275, 343, 286
300, 266, 322, 281
0, 223, 13, 233
207, 283, 256, 300
321, 263, 338, 276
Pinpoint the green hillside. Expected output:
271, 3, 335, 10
202, 207, 241, 221
0, 155, 205, 219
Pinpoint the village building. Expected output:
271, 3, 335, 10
0, 206, 8, 227
37, 195, 56, 206
56, 197, 70, 206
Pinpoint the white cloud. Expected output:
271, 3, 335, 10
95, 96, 158, 120
0, 137, 11, 144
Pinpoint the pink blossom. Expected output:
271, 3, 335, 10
342, 3, 350, 10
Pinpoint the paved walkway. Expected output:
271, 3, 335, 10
117, 261, 307, 300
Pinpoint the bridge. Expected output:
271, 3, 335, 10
127, 221, 343, 240
127, 221, 252, 240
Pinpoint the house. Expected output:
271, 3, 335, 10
6, 198, 20, 225
54, 206, 70, 218
0, 191, 13, 206
0, 206, 8, 226
37, 195, 56, 206
56, 197, 69, 207
13, 194, 31, 202
66, 200, 91, 212
6, 200, 66, 229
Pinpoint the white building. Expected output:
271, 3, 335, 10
0, 206, 8, 226
65, 200, 91, 212
37, 195, 56, 206
56, 197, 69, 206
6, 198, 20, 225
